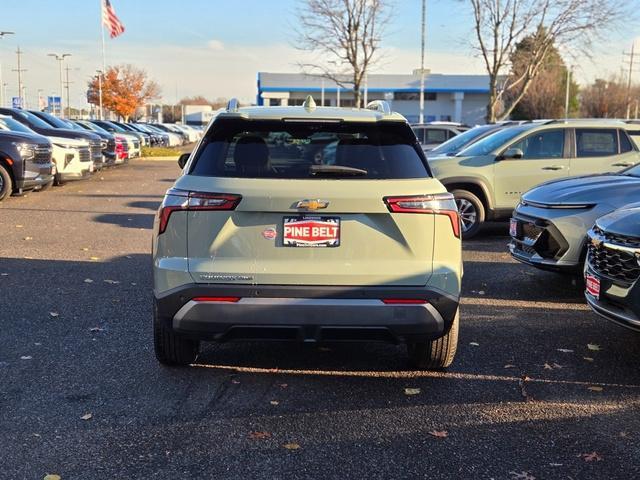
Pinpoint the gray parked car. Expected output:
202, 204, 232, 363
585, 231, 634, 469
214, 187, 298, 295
509, 163, 640, 273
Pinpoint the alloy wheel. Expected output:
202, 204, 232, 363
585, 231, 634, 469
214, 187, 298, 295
456, 198, 477, 233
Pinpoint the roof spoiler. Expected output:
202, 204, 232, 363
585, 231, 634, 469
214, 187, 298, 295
226, 98, 240, 112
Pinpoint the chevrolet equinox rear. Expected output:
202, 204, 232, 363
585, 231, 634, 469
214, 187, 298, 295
152, 98, 462, 369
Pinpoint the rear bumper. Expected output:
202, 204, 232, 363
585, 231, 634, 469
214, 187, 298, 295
155, 283, 459, 343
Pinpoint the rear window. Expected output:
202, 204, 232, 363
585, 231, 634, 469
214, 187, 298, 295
576, 129, 618, 157
190, 119, 430, 179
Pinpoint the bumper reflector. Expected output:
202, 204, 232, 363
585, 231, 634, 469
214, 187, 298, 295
192, 296, 241, 303
381, 299, 428, 305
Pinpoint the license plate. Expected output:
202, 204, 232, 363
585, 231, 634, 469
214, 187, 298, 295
586, 274, 601, 300
283, 216, 340, 247
510, 218, 519, 237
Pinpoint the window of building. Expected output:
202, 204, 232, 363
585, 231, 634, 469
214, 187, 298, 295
576, 129, 618, 157
394, 92, 437, 101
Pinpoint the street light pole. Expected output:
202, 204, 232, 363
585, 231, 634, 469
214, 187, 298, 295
96, 70, 103, 120
419, 0, 426, 124
48, 52, 71, 117
0, 31, 15, 108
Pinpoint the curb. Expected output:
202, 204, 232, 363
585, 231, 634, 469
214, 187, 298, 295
139, 156, 179, 161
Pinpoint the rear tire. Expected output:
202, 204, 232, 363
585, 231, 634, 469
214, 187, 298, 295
53, 173, 65, 186
153, 313, 199, 366
0, 164, 13, 201
408, 309, 459, 370
452, 189, 485, 239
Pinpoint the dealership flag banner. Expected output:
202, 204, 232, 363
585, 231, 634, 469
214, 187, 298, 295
102, 0, 125, 39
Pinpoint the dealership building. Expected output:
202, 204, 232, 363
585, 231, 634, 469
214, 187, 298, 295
257, 71, 491, 125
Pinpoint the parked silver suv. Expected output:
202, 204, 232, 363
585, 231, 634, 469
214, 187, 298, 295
152, 99, 463, 369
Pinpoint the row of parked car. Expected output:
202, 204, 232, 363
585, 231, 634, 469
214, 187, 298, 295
0, 107, 203, 201
418, 118, 640, 334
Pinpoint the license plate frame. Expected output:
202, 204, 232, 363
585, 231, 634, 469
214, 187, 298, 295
586, 274, 601, 300
283, 216, 341, 248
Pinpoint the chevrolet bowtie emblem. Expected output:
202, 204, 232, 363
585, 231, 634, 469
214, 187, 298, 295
296, 199, 329, 210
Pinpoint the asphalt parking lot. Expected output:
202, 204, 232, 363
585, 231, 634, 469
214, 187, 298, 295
1, 160, 639, 479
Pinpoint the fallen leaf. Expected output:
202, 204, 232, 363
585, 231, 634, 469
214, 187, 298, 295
84, 278, 94, 283
0, 273, 8, 276
283, 442, 301, 450
469, 342, 480, 346
548, 463, 563, 467
15, 224, 23, 228
543, 363, 553, 370
478, 290, 486, 295
20, 356, 32, 360
557, 348, 574, 353
89, 327, 104, 332
428, 430, 448, 438
270, 400, 280, 406
231, 379, 240, 384
504, 364, 516, 368
619, 431, 628, 438
581, 451, 603, 462
49, 312, 59, 318
43, 475, 61, 480
103, 279, 120, 284
587, 344, 602, 351
588, 386, 603, 392
248, 431, 271, 440
24, 236, 33, 241
81, 247, 89, 251
404, 388, 421, 395
509, 472, 535, 480
80, 413, 93, 420
125, 255, 132, 259
33, 433, 41, 437
89, 256, 100, 261
130, 282, 137, 286
279, 383, 288, 388
583, 357, 594, 362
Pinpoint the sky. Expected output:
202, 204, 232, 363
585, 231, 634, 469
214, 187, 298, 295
0, 0, 638, 109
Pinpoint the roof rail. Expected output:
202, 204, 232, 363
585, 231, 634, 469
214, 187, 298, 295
226, 98, 240, 112
366, 100, 391, 115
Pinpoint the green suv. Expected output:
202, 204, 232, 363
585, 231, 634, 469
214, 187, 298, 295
152, 98, 463, 369
429, 120, 640, 238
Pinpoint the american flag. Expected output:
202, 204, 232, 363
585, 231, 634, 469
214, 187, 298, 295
102, 0, 125, 39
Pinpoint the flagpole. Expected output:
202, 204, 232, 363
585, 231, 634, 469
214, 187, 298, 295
100, 0, 106, 119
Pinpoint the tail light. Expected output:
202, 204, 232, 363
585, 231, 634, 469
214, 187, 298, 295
384, 193, 461, 238
157, 188, 242, 234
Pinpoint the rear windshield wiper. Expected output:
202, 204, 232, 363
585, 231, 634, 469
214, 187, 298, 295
309, 165, 368, 177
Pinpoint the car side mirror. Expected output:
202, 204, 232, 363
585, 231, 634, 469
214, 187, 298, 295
178, 153, 190, 169
500, 148, 524, 160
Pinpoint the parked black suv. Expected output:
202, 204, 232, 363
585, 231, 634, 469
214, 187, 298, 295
0, 128, 54, 201
585, 204, 640, 331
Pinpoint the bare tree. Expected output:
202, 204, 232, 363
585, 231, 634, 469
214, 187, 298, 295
580, 76, 637, 118
468, 0, 627, 122
295, 0, 390, 107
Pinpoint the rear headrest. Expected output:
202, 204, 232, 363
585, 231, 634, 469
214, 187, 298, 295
234, 136, 269, 175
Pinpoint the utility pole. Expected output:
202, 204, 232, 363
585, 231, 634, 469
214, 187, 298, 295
564, 67, 571, 119
623, 41, 640, 120
0, 31, 15, 108
12, 46, 26, 108
418, 0, 426, 124
64, 64, 73, 118
47, 52, 71, 117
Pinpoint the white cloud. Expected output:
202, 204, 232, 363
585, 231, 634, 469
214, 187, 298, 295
207, 39, 225, 51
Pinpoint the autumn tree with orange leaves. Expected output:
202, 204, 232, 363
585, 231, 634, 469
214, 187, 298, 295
87, 64, 160, 121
